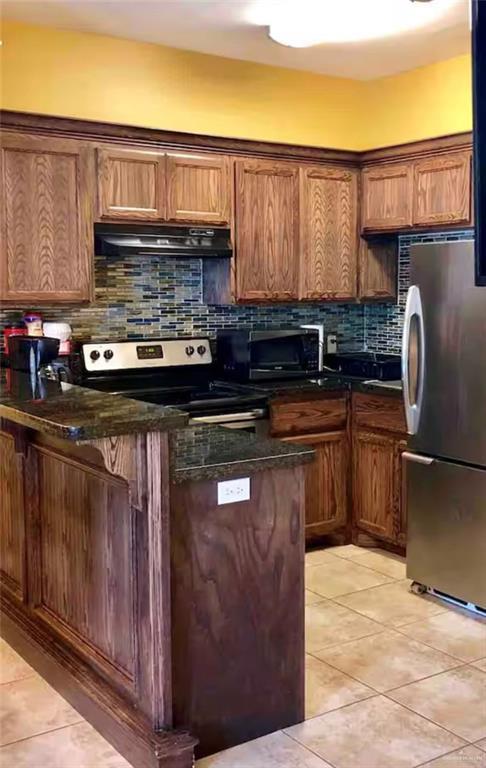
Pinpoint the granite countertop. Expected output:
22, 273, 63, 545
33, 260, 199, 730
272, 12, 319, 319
237, 375, 403, 398
0, 371, 188, 441
170, 423, 315, 484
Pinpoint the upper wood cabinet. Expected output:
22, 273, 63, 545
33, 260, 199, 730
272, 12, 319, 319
98, 147, 231, 225
166, 153, 230, 224
358, 237, 398, 302
413, 150, 472, 226
235, 159, 300, 302
299, 166, 358, 300
0, 133, 94, 303
98, 147, 166, 221
361, 163, 413, 231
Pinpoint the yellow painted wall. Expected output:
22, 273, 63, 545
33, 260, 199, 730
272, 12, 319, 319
0, 19, 473, 151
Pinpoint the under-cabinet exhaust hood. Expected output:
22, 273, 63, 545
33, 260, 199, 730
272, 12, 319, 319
95, 224, 232, 259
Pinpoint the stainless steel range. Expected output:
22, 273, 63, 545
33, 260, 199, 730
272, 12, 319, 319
73, 337, 269, 434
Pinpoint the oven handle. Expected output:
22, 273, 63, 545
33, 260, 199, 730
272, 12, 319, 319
190, 409, 267, 424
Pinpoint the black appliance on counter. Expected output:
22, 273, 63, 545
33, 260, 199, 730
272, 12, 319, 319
216, 329, 320, 381
8, 335, 60, 373
94, 223, 232, 259
72, 336, 269, 434
321, 352, 402, 381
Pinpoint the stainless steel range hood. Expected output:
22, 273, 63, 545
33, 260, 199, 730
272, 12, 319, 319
95, 224, 232, 259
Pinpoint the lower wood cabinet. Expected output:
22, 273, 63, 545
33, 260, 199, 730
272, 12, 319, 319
0, 428, 25, 601
353, 430, 404, 545
283, 431, 349, 538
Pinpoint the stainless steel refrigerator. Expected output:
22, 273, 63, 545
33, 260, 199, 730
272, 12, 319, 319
402, 240, 486, 610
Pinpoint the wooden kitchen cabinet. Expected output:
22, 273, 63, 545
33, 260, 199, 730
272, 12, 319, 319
299, 166, 358, 300
235, 159, 300, 301
352, 392, 407, 548
284, 431, 349, 537
166, 152, 231, 224
0, 132, 94, 303
358, 237, 398, 301
361, 162, 413, 231
97, 146, 166, 221
353, 430, 401, 543
413, 150, 472, 226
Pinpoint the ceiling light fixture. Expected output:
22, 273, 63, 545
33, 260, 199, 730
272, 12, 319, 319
267, 0, 456, 48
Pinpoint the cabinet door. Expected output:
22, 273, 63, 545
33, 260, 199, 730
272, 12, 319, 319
413, 151, 472, 226
300, 166, 358, 300
0, 133, 94, 303
353, 431, 400, 542
235, 160, 299, 301
98, 146, 165, 220
166, 152, 230, 224
285, 431, 349, 537
358, 237, 397, 301
361, 163, 413, 231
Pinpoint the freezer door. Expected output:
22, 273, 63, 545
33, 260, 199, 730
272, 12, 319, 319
404, 241, 486, 466
405, 452, 486, 608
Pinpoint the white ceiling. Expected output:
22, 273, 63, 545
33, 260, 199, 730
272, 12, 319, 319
2, 0, 471, 80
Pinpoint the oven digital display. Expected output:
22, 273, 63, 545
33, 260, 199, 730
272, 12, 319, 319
136, 344, 163, 360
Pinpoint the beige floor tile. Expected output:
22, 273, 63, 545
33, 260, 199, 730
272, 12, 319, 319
0, 721, 131, 767
305, 549, 339, 567
197, 730, 332, 767
305, 590, 326, 606
389, 666, 486, 742
0, 639, 36, 685
285, 695, 465, 768
335, 579, 446, 627
397, 609, 486, 662
323, 544, 366, 560
0, 675, 83, 746
305, 557, 393, 599
315, 629, 460, 692
305, 601, 383, 653
476, 738, 486, 752
346, 550, 407, 580
473, 658, 486, 673
419, 745, 486, 768
305, 654, 374, 719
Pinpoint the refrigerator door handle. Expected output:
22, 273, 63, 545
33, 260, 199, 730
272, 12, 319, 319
402, 285, 425, 435
402, 451, 434, 466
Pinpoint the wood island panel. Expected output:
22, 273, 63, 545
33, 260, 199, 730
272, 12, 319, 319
0, 430, 25, 600
170, 466, 305, 758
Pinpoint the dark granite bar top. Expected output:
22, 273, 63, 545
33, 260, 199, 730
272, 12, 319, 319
170, 424, 315, 484
0, 371, 188, 441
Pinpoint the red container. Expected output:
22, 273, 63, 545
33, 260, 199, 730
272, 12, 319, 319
3, 324, 27, 356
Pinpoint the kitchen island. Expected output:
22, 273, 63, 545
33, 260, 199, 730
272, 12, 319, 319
0, 373, 313, 766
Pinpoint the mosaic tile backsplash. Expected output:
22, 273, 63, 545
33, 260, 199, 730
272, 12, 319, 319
0, 230, 474, 355
364, 229, 474, 354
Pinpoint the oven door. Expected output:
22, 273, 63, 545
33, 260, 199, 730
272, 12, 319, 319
189, 409, 269, 436
249, 330, 319, 379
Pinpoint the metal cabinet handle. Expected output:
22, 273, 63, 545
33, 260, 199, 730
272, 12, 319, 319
402, 451, 434, 466
402, 285, 425, 435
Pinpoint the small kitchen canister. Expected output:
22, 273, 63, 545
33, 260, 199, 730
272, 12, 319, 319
22, 312, 43, 337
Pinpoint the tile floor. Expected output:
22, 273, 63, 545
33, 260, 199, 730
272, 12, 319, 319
1, 545, 485, 767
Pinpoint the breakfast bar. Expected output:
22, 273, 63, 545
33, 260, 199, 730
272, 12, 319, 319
0, 373, 313, 767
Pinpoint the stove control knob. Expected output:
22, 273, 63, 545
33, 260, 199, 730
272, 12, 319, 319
185, 345, 195, 356
197, 345, 207, 356
90, 350, 100, 361
103, 349, 114, 360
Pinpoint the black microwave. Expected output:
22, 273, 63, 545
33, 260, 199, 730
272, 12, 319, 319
216, 329, 320, 381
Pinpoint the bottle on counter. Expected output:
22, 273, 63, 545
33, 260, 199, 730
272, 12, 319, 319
22, 312, 43, 337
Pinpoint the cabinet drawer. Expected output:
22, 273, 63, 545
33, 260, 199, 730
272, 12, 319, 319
352, 392, 406, 434
270, 395, 347, 436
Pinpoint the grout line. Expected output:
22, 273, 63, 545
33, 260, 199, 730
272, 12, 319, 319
382, 688, 474, 745
0, 672, 38, 687
0, 719, 86, 749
